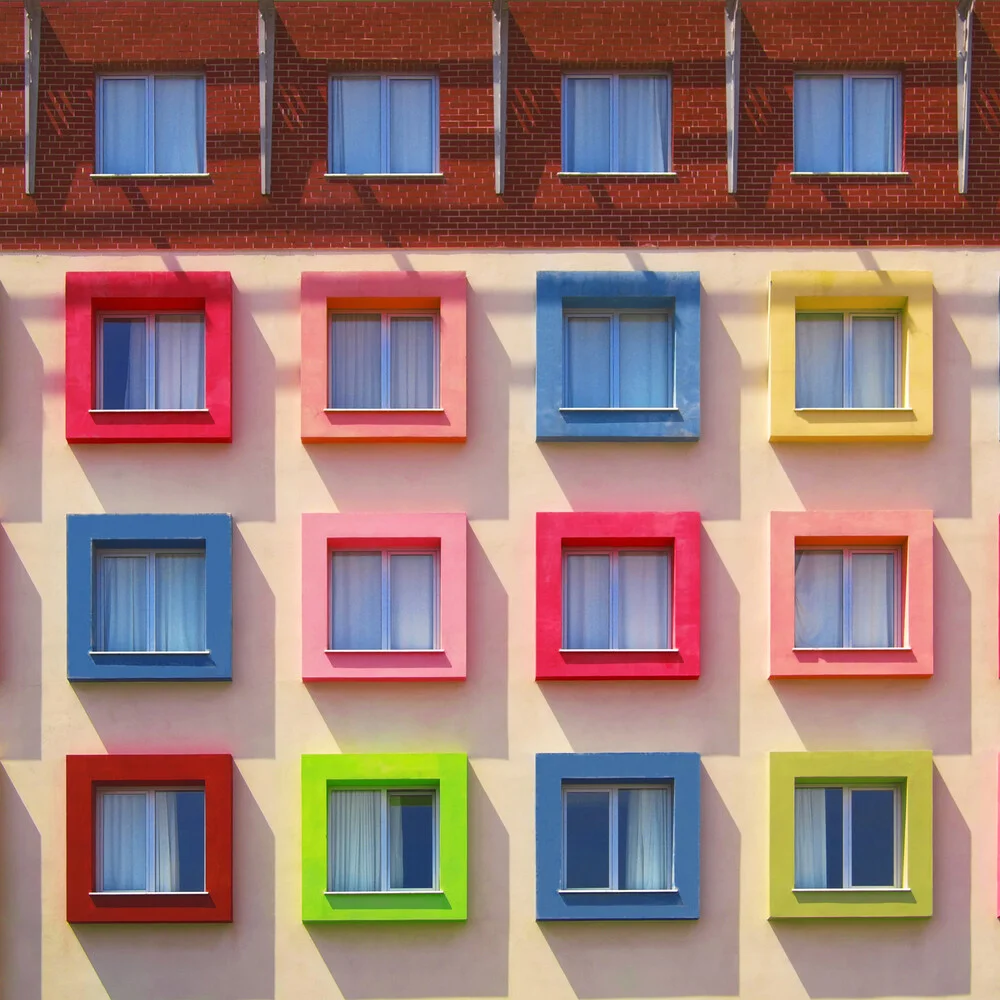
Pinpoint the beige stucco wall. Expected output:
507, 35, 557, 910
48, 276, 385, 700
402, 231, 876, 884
0, 248, 997, 999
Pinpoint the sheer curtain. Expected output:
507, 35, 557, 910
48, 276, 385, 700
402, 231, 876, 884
564, 554, 611, 648
565, 78, 611, 172
154, 553, 206, 651
618, 552, 670, 649
566, 317, 611, 407
389, 553, 436, 650
99, 554, 148, 651
155, 317, 205, 409
330, 78, 382, 173
153, 77, 205, 174
389, 79, 434, 174
621, 787, 672, 890
101, 318, 147, 409
796, 315, 844, 407
154, 791, 180, 892
329, 790, 381, 891
794, 76, 843, 172
851, 317, 896, 407
330, 316, 382, 408
390, 318, 436, 408
619, 314, 672, 407
794, 787, 828, 888
851, 552, 896, 647
619, 77, 669, 172
101, 78, 147, 174
851, 77, 895, 172
794, 551, 844, 647
101, 792, 147, 891
331, 552, 382, 649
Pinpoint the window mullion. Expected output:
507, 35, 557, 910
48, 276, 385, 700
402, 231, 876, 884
382, 551, 391, 651
609, 787, 618, 890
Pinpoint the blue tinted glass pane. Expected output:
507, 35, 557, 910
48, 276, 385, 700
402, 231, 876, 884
174, 790, 206, 891
564, 790, 610, 889
390, 792, 434, 890
101, 319, 145, 409
825, 787, 844, 889
851, 789, 896, 887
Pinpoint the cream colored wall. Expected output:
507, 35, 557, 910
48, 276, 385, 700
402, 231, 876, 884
0, 248, 996, 1000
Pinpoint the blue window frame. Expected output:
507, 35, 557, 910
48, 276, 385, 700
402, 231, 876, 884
536, 272, 700, 441
536, 752, 700, 920
67, 514, 232, 681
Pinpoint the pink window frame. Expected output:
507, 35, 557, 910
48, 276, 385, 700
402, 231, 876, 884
535, 512, 701, 681
770, 510, 934, 678
301, 272, 467, 442
302, 513, 467, 680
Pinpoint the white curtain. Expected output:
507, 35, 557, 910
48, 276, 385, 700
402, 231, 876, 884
794, 76, 843, 172
794, 787, 828, 889
618, 552, 670, 649
101, 792, 147, 891
565, 78, 611, 172
621, 787, 671, 890
330, 316, 382, 408
153, 77, 205, 173
389, 794, 405, 889
329, 790, 381, 892
619, 77, 668, 172
566, 316, 611, 407
330, 78, 382, 173
101, 78, 147, 174
389, 553, 435, 650
619, 314, 672, 407
388, 79, 434, 173
851, 77, 894, 172
331, 552, 382, 649
796, 315, 844, 407
851, 317, 896, 407
154, 791, 180, 892
390, 317, 435, 408
794, 550, 844, 647
155, 316, 205, 409
99, 554, 148, 651
564, 553, 611, 648
154, 553, 206, 651
851, 552, 895, 647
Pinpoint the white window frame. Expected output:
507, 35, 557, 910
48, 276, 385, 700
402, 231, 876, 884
95, 74, 207, 176
793, 71, 902, 174
93, 785, 207, 894
93, 547, 207, 653
328, 549, 441, 652
327, 311, 441, 411
794, 783, 903, 890
561, 309, 676, 411
327, 74, 440, 176
561, 73, 672, 174
560, 783, 675, 892
95, 311, 207, 412
795, 311, 902, 409
326, 787, 439, 894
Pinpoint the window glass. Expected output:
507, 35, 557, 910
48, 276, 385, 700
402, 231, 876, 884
794, 76, 844, 172
565, 78, 612, 172
618, 787, 672, 890
563, 553, 611, 649
851, 317, 896, 407
566, 317, 612, 408
850, 552, 895, 647
389, 553, 436, 650
154, 317, 206, 409
564, 789, 610, 888
618, 314, 672, 408
389, 79, 435, 174
618, 551, 670, 650
101, 78, 147, 175
329, 789, 382, 891
795, 315, 844, 408
154, 553, 207, 652
851, 77, 895, 173
794, 550, 844, 647
330, 78, 382, 174
850, 788, 896, 887
389, 792, 435, 889
618, 77, 669, 172
330, 552, 383, 650
329, 316, 382, 409
100, 791, 148, 891
389, 317, 436, 409
153, 77, 206, 174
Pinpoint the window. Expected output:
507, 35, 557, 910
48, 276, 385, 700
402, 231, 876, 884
794, 784, 900, 890
563, 75, 670, 173
564, 311, 674, 410
795, 313, 899, 409
96, 787, 206, 893
563, 784, 674, 891
794, 547, 900, 649
330, 550, 438, 651
94, 547, 207, 653
328, 788, 436, 892
97, 75, 206, 175
562, 549, 671, 650
329, 76, 438, 175
794, 73, 899, 173
98, 314, 206, 411
328, 313, 438, 410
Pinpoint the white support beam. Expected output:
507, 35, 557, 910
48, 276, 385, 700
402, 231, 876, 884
259, 0, 275, 196
492, 0, 508, 195
725, 0, 740, 195
957, 0, 974, 194
24, 0, 40, 196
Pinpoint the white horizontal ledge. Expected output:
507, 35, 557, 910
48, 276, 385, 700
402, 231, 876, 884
90, 174, 210, 179
324, 889, 444, 896
559, 407, 680, 413
558, 172, 678, 178
90, 650, 212, 656
792, 647, 912, 653
324, 173, 445, 179
793, 407, 914, 414
323, 408, 445, 414
789, 171, 909, 178
89, 890, 210, 897
325, 648, 443, 654
559, 887, 679, 894
559, 648, 680, 654
793, 887, 909, 893
89, 409, 211, 415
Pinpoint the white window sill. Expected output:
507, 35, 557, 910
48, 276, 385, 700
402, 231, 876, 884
560, 648, 679, 654
792, 647, 911, 653
90, 173, 210, 179
793, 407, 914, 413
324, 173, 444, 180
559, 407, 679, 413
89, 890, 210, 897
559, 887, 678, 894
793, 886, 908, 893
323, 408, 444, 414
790, 171, 908, 178
324, 889, 443, 896
558, 171, 678, 178
325, 648, 443, 654
91, 650, 211, 656
89, 409, 211, 415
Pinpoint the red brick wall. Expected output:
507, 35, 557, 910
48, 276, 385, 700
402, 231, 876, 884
0, 0, 997, 249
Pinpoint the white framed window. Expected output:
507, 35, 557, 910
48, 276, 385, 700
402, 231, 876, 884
562, 548, 672, 651
97, 75, 206, 175
563, 311, 674, 410
794, 547, 901, 650
562, 74, 670, 173
794, 73, 900, 173
794, 784, 902, 889
97, 313, 206, 411
94, 548, 207, 653
96, 786, 206, 893
562, 783, 674, 891
795, 312, 900, 409
328, 788, 437, 892
328, 313, 439, 410
329, 75, 439, 175
330, 550, 439, 651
